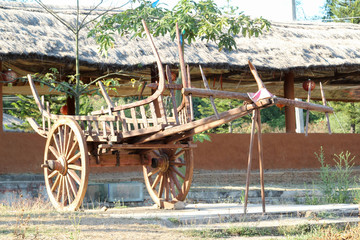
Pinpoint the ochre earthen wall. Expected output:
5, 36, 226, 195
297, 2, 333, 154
1, 132, 359, 174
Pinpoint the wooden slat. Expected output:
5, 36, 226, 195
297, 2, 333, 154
120, 110, 128, 131
157, 95, 168, 124
140, 105, 149, 128
94, 121, 99, 134
130, 107, 139, 130
187, 64, 194, 120
149, 102, 158, 126
166, 66, 180, 125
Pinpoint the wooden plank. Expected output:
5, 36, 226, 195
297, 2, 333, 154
94, 121, 99, 135
187, 64, 194, 120
121, 124, 165, 138
89, 153, 150, 167
137, 99, 272, 143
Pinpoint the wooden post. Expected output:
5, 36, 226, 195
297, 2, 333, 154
284, 72, 296, 133
320, 82, 332, 134
256, 109, 265, 213
244, 110, 257, 214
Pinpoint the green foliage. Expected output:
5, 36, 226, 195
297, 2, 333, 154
193, 133, 211, 143
89, 0, 270, 54
327, 0, 360, 23
315, 147, 356, 204
6, 94, 93, 131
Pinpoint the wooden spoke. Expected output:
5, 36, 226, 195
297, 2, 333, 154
147, 168, 160, 177
158, 174, 165, 198
67, 152, 81, 164
169, 177, 176, 198
170, 166, 185, 179
52, 133, 61, 156
65, 129, 74, 158
61, 176, 66, 205
169, 161, 186, 167
174, 149, 185, 159
170, 171, 182, 192
142, 146, 194, 208
68, 164, 82, 171
49, 146, 60, 159
58, 126, 65, 154
67, 175, 78, 197
56, 176, 63, 202
151, 172, 162, 189
66, 138, 78, 160
51, 174, 61, 192
65, 175, 72, 205
44, 118, 89, 211
48, 170, 58, 179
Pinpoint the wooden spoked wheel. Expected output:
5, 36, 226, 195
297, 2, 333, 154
43, 118, 89, 211
142, 146, 194, 208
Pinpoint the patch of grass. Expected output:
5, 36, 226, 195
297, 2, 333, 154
187, 226, 276, 238
168, 217, 180, 224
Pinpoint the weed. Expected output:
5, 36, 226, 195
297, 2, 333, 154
313, 147, 356, 204
69, 215, 82, 240
114, 198, 127, 208
167, 217, 180, 224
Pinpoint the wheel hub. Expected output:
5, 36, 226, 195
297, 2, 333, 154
151, 153, 170, 172
45, 156, 68, 176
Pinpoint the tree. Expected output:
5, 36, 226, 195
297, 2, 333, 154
34, 0, 131, 114
323, 0, 360, 133
89, 0, 270, 54
325, 0, 360, 23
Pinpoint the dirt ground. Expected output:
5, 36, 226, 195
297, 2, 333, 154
0, 203, 286, 240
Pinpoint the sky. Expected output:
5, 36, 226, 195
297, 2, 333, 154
37, 0, 327, 22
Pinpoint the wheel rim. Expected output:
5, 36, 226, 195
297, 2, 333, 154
44, 118, 89, 211
143, 146, 194, 208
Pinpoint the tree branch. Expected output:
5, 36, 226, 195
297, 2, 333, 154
35, 0, 76, 34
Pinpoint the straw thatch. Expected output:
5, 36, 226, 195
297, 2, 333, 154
1, 1, 360, 71
1, 1, 360, 100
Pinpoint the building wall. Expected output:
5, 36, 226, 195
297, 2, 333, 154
1, 132, 359, 174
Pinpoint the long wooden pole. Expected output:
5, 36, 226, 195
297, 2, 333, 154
182, 88, 333, 113
305, 84, 312, 136
244, 110, 257, 214
320, 82, 332, 134
256, 109, 265, 213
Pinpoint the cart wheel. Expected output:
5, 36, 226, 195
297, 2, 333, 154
43, 118, 89, 211
142, 146, 194, 208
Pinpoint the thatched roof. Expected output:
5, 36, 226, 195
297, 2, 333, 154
1, 1, 360, 101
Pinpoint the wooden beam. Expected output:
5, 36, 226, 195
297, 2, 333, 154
284, 72, 296, 133
0, 60, 2, 134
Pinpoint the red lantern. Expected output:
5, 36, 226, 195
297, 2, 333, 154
276, 103, 285, 110
2, 69, 17, 82
60, 105, 68, 115
303, 79, 315, 92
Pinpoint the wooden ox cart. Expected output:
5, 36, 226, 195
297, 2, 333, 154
27, 21, 333, 211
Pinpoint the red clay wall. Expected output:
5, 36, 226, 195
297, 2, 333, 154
1, 132, 359, 174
